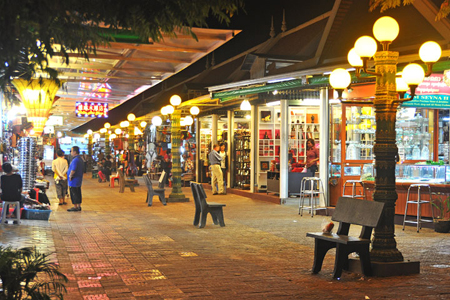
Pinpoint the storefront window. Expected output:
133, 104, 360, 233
438, 109, 449, 163
345, 106, 375, 161
396, 108, 434, 161
331, 104, 342, 163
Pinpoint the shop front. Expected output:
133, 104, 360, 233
329, 75, 450, 218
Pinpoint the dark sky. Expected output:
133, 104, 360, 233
207, 0, 335, 64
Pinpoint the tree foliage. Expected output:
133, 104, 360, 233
369, 0, 450, 20
0, 0, 244, 88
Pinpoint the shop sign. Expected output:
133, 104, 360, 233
403, 73, 450, 108
75, 102, 108, 118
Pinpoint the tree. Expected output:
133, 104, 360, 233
369, 0, 450, 20
0, 0, 244, 89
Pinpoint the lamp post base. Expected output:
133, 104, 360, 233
347, 258, 420, 277
167, 193, 190, 203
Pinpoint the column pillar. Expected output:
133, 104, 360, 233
212, 114, 218, 145
280, 100, 289, 202
168, 109, 189, 202
250, 104, 257, 193
319, 88, 329, 206
227, 110, 233, 187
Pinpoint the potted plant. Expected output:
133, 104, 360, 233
431, 193, 450, 233
0, 246, 67, 299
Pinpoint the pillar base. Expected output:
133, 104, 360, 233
167, 194, 190, 203
347, 258, 420, 277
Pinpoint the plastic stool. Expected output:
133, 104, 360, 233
110, 175, 119, 188
299, 177, 327, 217
402, 184, 433, 232
1, 201, 21, 224
342, 180, 366, 199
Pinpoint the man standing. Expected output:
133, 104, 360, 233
67, 146, 84, 212
209, 144, 225, 195
52, 149, 68, 205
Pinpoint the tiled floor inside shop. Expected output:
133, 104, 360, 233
1, 175, 450, 299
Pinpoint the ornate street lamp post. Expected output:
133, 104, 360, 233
329, 17, 441, 263
104, 122, 111, 156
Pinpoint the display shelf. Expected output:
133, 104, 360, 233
200, 129, 211, 162
289, 107, 320, 164
345, 106, 375, 161
234, 134, 251, 189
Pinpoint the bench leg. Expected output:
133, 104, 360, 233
199, 212, 208, 228
358, 245, 372, 277
147, 192, 153, 206
312, 239, 335, 274
129, 185, 135, 192
211, 212, 219, 225
333, 244, 350, 279
193, 209, 201, 226
159, 194, 167, 206
217, 209, 225, 227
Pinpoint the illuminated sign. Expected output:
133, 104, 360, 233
76, 102, 108, 118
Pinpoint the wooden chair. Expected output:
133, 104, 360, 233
190, 182, 226, 228
118, 169, 135, 193
143, 174, 166, 206
306, 197, 385, 279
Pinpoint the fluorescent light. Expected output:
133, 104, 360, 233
267, 77, 296, 84
266, 101, 280, 107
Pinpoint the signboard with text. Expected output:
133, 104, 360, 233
76, 102, 108, 118
402, 73, 450, 108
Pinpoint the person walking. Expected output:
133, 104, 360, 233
306, 138, 319, 175
209, 144, 225, 195
52, 149, 68, 205
67, 146, 84, 212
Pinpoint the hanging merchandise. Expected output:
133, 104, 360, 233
18, 137, 37, 190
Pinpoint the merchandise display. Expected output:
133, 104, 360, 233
18, 137, 37, 190
234, 132, 250, 189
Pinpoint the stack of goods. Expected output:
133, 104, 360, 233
18, 137, 37, 190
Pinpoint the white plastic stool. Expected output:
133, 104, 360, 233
1, 201, 21, 224
299, 177, 327, 217
402, 184, 433, 232
342, 180, 366, 199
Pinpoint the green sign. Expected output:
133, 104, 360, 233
401, 94, 450, 108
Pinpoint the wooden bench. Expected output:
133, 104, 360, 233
143, 174, 167, 206
306, 197, 385, 279
190, 182, 226, 228
118, 169, 135, 193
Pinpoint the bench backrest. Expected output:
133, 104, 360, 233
190, 182, 209, 210
190, 182, 202, 211
143, 174, 154, 192
332, 197, 385, 238
332, 197, 384, 228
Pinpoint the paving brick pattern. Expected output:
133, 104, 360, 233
1, 175, 450, 299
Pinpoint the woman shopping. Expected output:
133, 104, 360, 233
306, 138, 319, 175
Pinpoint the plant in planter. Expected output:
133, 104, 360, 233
431, 193, 450, 233
0, 246, 67, 299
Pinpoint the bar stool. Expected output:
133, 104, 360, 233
299, 177, 327, 217
342, 180, 366, 199
1, 201, 21, 225
402, 184, 433, 232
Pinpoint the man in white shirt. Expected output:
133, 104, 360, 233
52, 149, 69, 205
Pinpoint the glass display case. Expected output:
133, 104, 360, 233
345, 106, 376, 161
396, 108, 434, 161
331, 105, 342, 163
395, 163, 450, 183
330, 164, 341, 177
343, 165, 361, 176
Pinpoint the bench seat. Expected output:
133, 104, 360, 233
306, 232, 371, 245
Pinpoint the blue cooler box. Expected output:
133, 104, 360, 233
22, 209, 52, 220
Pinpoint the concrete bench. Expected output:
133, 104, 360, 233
306, 197, 385, 279
190, 182, 225, 228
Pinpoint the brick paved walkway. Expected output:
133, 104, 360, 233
1, 175, 450, 299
